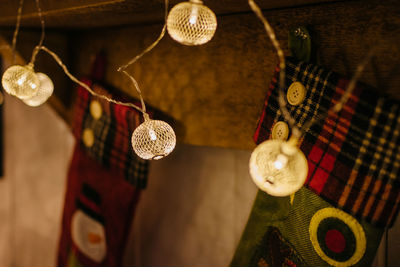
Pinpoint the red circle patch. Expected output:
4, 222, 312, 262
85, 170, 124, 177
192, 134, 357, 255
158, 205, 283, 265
325, 229, 346, 253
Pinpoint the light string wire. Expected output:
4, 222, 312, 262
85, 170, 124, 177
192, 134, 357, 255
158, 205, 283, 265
11, 0, 24, 64
27, 0, 169, 115
117, 0, 169, 116
248, 0, 374, 141
29, 0, 45, 66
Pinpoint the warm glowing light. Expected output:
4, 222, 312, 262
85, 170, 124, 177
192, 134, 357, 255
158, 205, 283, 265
249, 138, 308, 197
273, 154, 288, 170
23, 72, 54, 107
2, 65, 40, 99
131, 117, 176, 160
167, 0, 217, 46
149, 129, 157, 141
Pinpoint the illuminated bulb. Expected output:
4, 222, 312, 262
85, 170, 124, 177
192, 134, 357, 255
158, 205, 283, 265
2, 65, 40, 99
23, 73, 54, 107
167, 0, 217, 46
131, 116, 176, 160
249, 138, 308, 197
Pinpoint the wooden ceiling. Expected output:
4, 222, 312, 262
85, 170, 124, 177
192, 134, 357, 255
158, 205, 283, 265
0, 0, 340, 28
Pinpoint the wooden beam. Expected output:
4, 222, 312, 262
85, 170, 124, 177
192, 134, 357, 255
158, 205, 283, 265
0, 0, 342, 28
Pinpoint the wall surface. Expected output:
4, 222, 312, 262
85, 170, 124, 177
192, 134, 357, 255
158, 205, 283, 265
0, 95, 74, 266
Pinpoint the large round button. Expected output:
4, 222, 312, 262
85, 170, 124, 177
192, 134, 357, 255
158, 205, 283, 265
90, 100, 103, 120
271, 121, 289, 140
82, 128, 95, 148
287, 82, 306, 106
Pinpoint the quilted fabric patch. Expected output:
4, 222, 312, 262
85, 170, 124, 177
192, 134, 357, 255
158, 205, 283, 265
251, 226, 307, 267
230, 188, 383, 267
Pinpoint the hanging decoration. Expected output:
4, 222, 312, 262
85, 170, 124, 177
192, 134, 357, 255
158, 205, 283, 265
247, 0, 307, 197
2, 64, 39, 99
115, 0, 176, 160
167, 0, 217, 46
247, 0, 373, 197
249, 137, 308, 197
2, 0, 52, 106
2, 0, 176, 160
22, 72, 53, 106
131, 114, 176, 160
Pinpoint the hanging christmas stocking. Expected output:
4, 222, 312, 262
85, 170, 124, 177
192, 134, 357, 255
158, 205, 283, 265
57, 78, 148, 267
231, 57, 400, 266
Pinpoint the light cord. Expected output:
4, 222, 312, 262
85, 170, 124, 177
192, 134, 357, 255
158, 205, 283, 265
248, 0, 373, 140
29, 0, 46, 66
11, 0, 24, 64
117, 0, 169, 116
25, 0, 170, 115
36, 45, 145, 113
248, 0, 302, 138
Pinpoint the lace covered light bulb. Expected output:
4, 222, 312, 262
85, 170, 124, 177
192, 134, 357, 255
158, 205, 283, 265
167, 0, 217, 46
249, 138, 308, 197
2, 65, 40, 99
23, 72, 54, 107
131, 114, 176, 160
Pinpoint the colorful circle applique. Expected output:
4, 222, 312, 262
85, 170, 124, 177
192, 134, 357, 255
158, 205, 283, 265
309, 207, 366, 266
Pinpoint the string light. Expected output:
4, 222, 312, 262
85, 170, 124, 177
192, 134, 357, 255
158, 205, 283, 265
2, 0, 175, 160
117, 0, 177, 159
2, 64, 40, 99
249, 137, 308, 196
248, 0, 374, 196
23, 72, 54, 107
131, 114, 176, 160
167, 0, 217, 46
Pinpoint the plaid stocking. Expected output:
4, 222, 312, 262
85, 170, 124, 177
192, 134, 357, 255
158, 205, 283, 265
254, 57, 400, 227
57, 80, 148, 267
232, 57, 400, 266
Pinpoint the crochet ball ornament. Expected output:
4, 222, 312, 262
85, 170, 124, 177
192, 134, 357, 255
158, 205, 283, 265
23, 72, 54, 107
167, 0, 217, 46
249, 139, 308, 197
2, 65, 40, 99
131, 118, 176, 160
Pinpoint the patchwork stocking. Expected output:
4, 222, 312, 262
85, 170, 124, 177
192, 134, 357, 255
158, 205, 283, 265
57, 80, 148, 267
232, 57, 400, 266
254, 57, 400, 227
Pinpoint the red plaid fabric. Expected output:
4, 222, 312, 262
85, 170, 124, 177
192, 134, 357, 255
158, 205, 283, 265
58, 79, 149, 267
254, 58, 400, 227
73, 79, 148, 188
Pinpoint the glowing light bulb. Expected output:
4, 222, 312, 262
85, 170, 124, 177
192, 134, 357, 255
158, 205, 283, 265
149, 129, 157, 141
131, 117, 176, 160
2, 65, 40, 99
23, 73, 54, 107
167, 0, 217, 46
249, 138, 308, 197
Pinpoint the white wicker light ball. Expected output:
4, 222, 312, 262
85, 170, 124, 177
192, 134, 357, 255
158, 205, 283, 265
167, 0, 217, 46
249, 139, 308, 197
131, 116, 176, 160
2, 65, 40, 99
23, 72, 54, 107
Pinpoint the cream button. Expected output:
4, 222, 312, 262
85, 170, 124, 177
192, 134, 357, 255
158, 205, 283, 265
90, 100, 102, 120
287, 82, 306, 106
82, 128, 94, 147
271, 121, 289, 140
